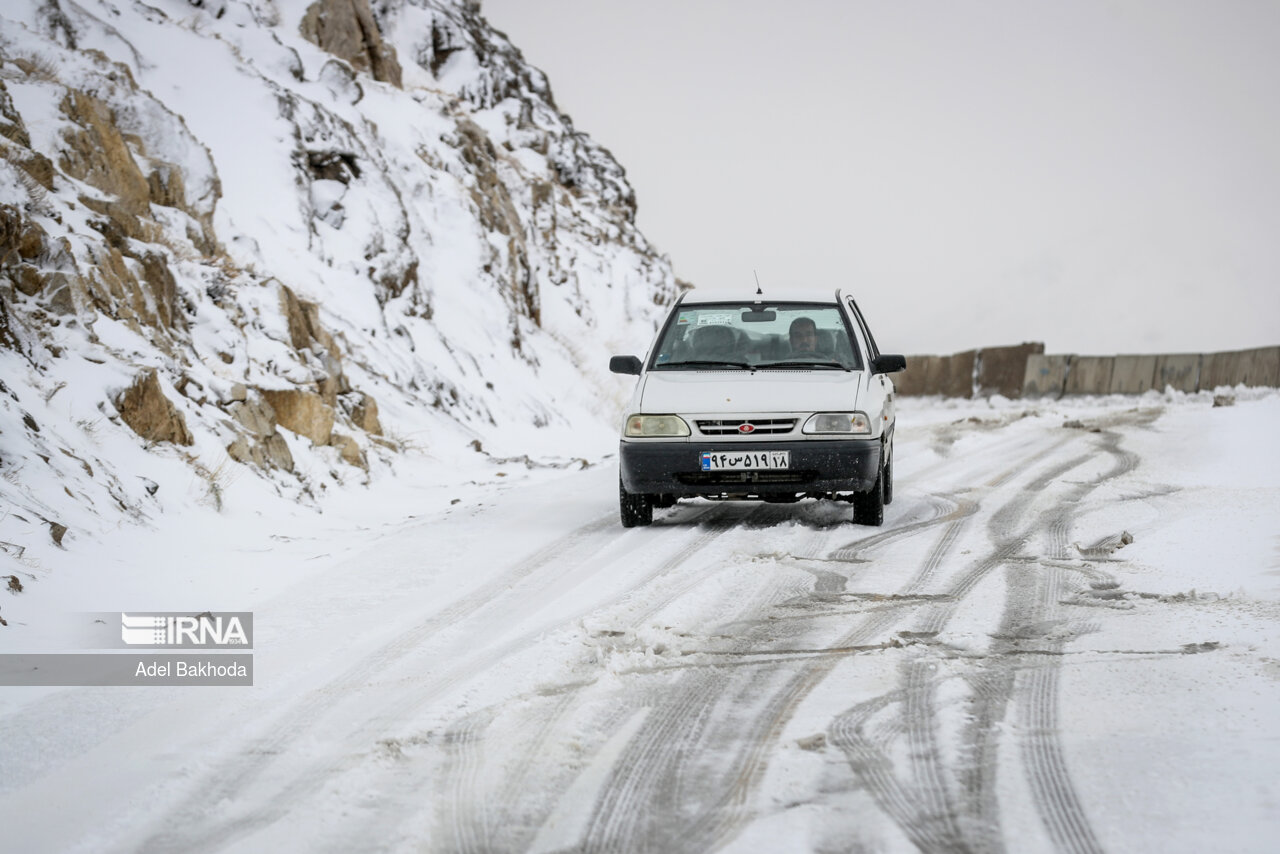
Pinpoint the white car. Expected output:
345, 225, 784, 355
610, 287, 906, 527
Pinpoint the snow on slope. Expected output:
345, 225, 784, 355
0, 0, 676, 615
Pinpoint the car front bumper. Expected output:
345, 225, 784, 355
619, 438, 881, 497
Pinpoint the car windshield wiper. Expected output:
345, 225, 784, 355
659, 359, 753, 370
756, 360, 851, 371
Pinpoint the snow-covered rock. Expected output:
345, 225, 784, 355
0, 0, 675, 588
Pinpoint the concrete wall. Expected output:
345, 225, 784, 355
893, 355, 943, 397
1022, 354, 1071, 399
1109, 355, 1158, 394
1153, 354, 1201, 393
895, 351, 975, 398
977, 342, 1045, 398
896, 344, 1279, 398
1063, 356, 1115, 395
940, 350, 977, 398
1200, 346, 1280, 390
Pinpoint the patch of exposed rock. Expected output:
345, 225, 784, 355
301, 0, 403, 87
114, 369, 193, 446
261, 388, 335, 446
225, 392, 295, 472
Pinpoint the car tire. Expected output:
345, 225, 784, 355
619, 477, 654, 528
852, 464, 885, 527
882, 446, 894, 506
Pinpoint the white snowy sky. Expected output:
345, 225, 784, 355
482, 0, 1280, 356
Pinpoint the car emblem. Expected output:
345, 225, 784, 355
738, 423, 755, 434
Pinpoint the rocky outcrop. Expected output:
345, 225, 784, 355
0, 49, 220, 357
51, 63, 219, 254
329, 432, 366, 469
260, 388, 335, 446
401, 0, 637, 218
115, 369, 194, 446
225, 393, 296, 472
58, 90, 153, 221
0, 285, 19, 352
344, 391, 382, 435
301, 0, 403, 87
451, 116, 538, 336
280, 283, 338, 358
1, 78, 30, 147
0, 202, 81, 321
0, 77, 56, 191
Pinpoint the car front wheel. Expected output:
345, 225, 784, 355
852, 463, 885, 526
882, 446, 894, 506
619, 477, 654, 528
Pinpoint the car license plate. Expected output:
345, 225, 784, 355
700, 450, 790, 471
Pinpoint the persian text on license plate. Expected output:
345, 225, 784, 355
700, 450, 790, 471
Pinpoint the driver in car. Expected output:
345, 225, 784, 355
788, 317, 822, 355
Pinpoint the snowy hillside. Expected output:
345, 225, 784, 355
0, 0, 676, 591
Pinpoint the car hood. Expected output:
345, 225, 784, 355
639, 369, 864, 414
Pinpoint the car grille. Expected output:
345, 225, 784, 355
695, 418, 797, 436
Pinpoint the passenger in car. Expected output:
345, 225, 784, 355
692, 324, 737, 359
788, 317, 822, 355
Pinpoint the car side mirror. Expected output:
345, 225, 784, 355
873, 354, 907, 374
610, 355, 643, 376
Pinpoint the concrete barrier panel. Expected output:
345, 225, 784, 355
978, 342, 1044, 398
897, 352, 975, 397
1109, 355, 1158, 394
1064, 356, 1115, 395
893, 355, 938, 396
920, 356, 948, 396
1201, 346, 1280, 390
1242, 346, 1280, 387
1023, 354, 1071, 398
943, 350, 977, 398
1200, 350, 1244, 390
1153, 354, 1200, 393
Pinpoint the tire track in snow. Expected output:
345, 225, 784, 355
430, 502, 765, 854
132, 510, 661, 853
574, 484, 990, 852
442, 707, 499, 854
1004, 431, 1138, 854
828, 684, 967, 852
824, 430, 1112, 852
835, 425, 1140, 854
567, 419, 1148, 854
254, 502, 753, 854
679, 487, 988, 852
579, 431, 1081, 853
820, 437, 1086, 849
950, 436, 1132, 851
567, 506, 813, 854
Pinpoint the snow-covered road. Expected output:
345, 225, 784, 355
3, 393, 1279, 853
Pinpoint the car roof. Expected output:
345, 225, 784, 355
676, 286, 845, 305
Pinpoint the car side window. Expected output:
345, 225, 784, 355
846, 297, 880, 362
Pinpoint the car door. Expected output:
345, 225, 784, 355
844, 295, 894, 441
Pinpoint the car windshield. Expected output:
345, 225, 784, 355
650, 302, 861, 370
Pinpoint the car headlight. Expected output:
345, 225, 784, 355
625, 414, 691, 437
802, 412, 871, 435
